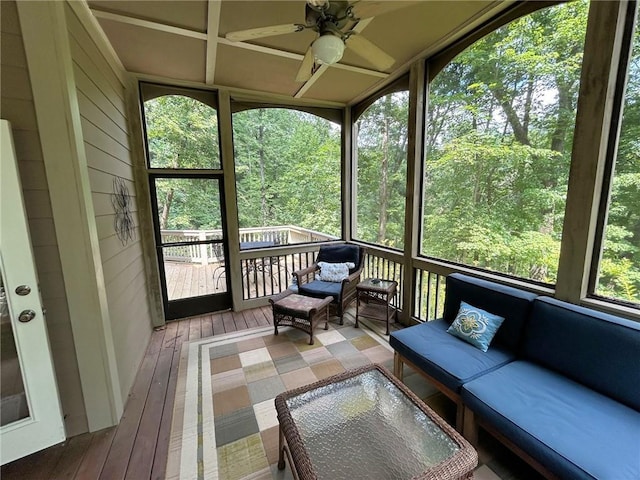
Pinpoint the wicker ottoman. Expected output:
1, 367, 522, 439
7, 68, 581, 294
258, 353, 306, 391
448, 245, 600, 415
269, 290, 333, 345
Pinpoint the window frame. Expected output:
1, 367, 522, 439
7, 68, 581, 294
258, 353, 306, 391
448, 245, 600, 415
588, 0, 640, 308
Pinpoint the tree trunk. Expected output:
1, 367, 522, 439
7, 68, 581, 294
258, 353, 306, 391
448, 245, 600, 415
160, 188, 174, 229
492, 85, 530, 145
257, 110, 267, 226
377, 99, 391, 243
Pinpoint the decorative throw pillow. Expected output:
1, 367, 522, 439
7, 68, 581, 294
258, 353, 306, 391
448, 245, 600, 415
317, 261, 355, 282
447, 301, 505, 352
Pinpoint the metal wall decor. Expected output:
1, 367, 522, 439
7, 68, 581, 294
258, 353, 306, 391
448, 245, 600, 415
111, 176, 135, 246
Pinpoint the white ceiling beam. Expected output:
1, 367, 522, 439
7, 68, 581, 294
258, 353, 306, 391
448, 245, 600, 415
206, 1, 222, 85
90, 9, 208, 40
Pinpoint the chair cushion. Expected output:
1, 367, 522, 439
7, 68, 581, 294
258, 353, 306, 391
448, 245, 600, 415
299, 280, 342, 303
317, 261, 354, 282
389, 319, 515, 393
316, 245, 361, 273
524, 297, 640, 411
447, 301, 505, 352
462, 361, 640, 480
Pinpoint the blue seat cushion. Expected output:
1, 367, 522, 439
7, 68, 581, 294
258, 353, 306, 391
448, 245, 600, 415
462, 361, 640, 480
299, 280, 342, 303
389, 319, 515, 393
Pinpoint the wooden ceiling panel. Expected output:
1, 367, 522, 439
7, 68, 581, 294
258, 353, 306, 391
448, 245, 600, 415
341, 1, 499, 68
215, 44, 302, 98
302, 67, 382, 104
89, 0, 208, 32
88, 0, 514, 104
97, 19, 206, 83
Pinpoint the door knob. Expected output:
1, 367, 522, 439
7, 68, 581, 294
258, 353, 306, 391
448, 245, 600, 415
18, 309, 36, 323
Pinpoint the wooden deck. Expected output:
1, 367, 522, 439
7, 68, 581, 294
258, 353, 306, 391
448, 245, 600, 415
0, 307, 273, 480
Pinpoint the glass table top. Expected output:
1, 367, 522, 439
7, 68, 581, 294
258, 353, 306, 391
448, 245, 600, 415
284, 369, 460, 480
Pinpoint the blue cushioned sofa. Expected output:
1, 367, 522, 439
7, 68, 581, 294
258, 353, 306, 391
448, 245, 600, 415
390, 273, 640, 479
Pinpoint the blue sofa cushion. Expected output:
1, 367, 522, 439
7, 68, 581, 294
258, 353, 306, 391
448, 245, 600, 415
523, 297, 640, 411
443, 274, 538, 351
316, 245, 361, 273
299, 280, 342, 303
389, 319, 515, 393
462, 361, 640, 480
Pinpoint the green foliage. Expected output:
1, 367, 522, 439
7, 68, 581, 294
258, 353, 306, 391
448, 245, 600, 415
232, 108, 341, 237
422, 1, 589, 285
356, 92, 409, 248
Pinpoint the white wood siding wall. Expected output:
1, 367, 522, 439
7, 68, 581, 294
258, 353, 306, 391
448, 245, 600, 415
64, 4, 153, 406
0, 0, 87, 436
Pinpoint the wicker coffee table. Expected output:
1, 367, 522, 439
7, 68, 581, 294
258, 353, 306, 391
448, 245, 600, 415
275, 364, 477, 480
269, 290, 333, 345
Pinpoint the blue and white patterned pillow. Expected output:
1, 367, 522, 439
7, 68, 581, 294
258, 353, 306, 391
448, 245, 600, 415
317, 262, 355, 282
447, 301, 505, 352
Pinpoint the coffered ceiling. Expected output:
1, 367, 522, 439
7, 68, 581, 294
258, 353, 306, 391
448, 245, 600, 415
87, 0, 513, 106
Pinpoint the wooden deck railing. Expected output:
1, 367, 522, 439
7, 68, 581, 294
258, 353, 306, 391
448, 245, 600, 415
160, 228, 448, 322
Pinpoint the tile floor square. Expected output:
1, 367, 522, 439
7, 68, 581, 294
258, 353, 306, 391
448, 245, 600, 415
209, 342, 239, 360
240, 347, 272, 367
273, 353, 307, 375
213, 385, 251, 416
244, 360, 278, 383
247, 376, 286, 404
313, 329, 346, 346
253, 398, 279, 431
210, 354, 242, 375
214, 406, 260, 446
211, 367, 246, 394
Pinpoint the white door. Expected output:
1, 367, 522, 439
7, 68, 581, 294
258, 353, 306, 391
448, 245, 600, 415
0, 120, 65, 465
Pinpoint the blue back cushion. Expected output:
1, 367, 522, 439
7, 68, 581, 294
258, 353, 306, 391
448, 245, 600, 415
443, 273, 537, 351
523, 297, 640, 411
316, 245, 361, 273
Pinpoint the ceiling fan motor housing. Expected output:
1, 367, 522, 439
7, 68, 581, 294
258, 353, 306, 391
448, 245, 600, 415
305, 0, 351, 32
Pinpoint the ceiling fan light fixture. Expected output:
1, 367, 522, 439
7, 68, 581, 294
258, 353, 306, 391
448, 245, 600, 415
312, 34, 344, 65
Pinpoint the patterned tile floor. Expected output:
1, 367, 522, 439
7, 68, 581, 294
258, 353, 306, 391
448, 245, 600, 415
166, 316, 543, 480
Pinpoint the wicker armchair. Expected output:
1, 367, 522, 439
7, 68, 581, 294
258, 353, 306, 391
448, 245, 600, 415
293, 244, 366, 324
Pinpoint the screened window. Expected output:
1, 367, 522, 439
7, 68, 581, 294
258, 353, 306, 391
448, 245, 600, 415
232, 108, 341, 246
594, 7, 640, 305
421, 1, 588, 283
144, 94, 220, 169
355, 91, 409, 249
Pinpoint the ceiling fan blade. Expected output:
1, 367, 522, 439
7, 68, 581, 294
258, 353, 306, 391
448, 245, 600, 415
226, 24, 303, 42
349, 1, 415, 20
296, 48, 315, 82
346, 34, 395, 70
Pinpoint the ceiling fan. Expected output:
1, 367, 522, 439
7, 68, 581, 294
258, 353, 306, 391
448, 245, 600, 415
225, 0, 407, 82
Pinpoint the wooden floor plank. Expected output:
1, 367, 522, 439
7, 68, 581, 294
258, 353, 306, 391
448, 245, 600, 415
212, 312, 225, 335
150, 322, 183, 480
74, 427, 116, 479
188, 317, 202, 341
1, 439, 66, 480
233, 310, 249, 331
125, 328, 176, 480
201, 314, 213, 338
98, 330, 166, 480
243, 310, 259, 329
49, 432, 93, 479
221, 311, 235, 332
